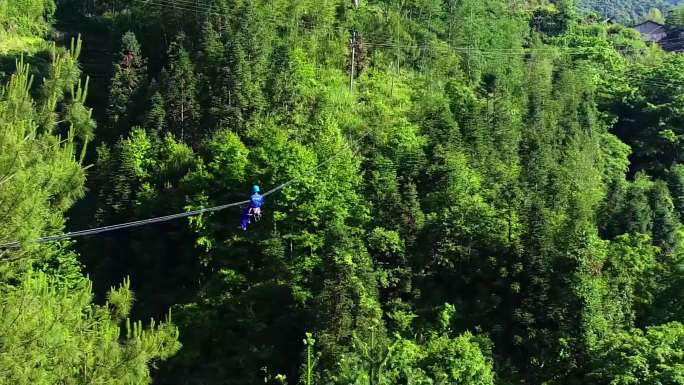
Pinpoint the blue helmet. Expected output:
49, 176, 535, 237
252, 185, 260, 193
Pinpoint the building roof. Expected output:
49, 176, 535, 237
633, 20, 667, 42
633, 20, 665, 27
634, 20, 665, 33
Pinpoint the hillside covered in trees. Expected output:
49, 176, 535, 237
6, 0, 684, 384
577, 0, 681, 23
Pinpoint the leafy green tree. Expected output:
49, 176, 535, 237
0, 0, 55, 37
531, 1, 576, 36
334, 306, 495, 385
607, 234, 659, 317
608, 55, 684, 175
646, 7, 667, 23
588, 322, 684, 384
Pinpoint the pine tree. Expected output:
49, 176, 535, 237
105, 32, 147, 141
198, 20, 224, 129
162, 33, 200, 144
516, 199, 556, 379
599, 179, 627, 239
265, 43, 303, 122
0, 274, 180, 385
650, 181, 678, 253
668, 165, 684, 222
0, 36, 180, 383
199, 20, 223, 70
208, 34, 263, 132
620, 177, 654, 236
145, 88, 166, 134
315, 234, 385, 375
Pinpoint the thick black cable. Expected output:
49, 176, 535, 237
0, 146, 346, 249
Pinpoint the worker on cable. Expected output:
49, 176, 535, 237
239, 185, 264, 231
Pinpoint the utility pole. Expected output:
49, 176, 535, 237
349, 31, 356, 92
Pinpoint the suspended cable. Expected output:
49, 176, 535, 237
0, 141, 352, 249
5, 1, 673, 248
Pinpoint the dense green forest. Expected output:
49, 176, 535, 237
577, 0, 681, 24
6, 0, 684, 384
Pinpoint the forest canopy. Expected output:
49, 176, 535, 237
577, 0, 681, 24
4, 0, 684, 384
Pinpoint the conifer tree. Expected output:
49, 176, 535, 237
208, 35, 262, 131
145, 88, 166, 134
105, 32, 147, 141
0, 274, 180, 385
668, 165, 684, 222
316, 235, 385, 372
162, 33, 200, 144
0, 34, 180, 383
620, 177, 654, 236
650, 181, 678, 253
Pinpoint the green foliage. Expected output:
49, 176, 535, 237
589, 322, 684, 384
0, 0, 55, 37
646, 7, 667, 23
0, 272, 180, 385
577, 0, 680, 24
667, 4, 684, 27
0, 22, 180, 384
105, 31, 147, 141
93, 127, 196, 224
334, 328, 495, 385
26, 0, 684, 385
608, 55, 684, 175
650, 180, 679, 253
0, 54, 86, 263
161, 33, 200, 144
303, 333, 316, 385
668, 164, 684, 221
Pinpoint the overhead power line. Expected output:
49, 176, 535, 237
134, 0, 683, 57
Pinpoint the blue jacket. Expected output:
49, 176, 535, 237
250, 193, 264, 209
